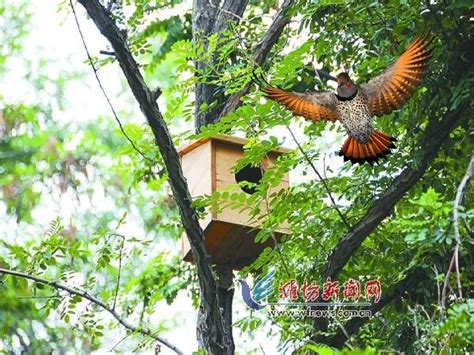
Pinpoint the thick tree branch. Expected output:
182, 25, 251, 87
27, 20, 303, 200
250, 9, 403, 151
218, 0, 296, 119
323, 102, 470, 280
311, 101, 469, 344
0, 268, 182, 354
74, 1, 231, 352
191, 0, 295, 347
328, 267, 429, 348
192, 1, 252, 351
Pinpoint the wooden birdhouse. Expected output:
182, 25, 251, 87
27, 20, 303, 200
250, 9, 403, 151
178, 134, 291, 270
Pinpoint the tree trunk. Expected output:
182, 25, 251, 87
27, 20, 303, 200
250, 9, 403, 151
197, 266, 235, 353
216, 266, 235, 349
192, 0, 249, 131
76, 0, 293, 353
192, 1, 249, 352
75, 1, 237, 353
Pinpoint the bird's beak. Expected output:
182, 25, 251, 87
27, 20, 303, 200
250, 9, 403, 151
327, 75, 337, 82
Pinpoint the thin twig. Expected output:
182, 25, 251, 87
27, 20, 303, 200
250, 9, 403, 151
441, 153, 473, 310
283, 120, 351, 230
110, 332, 133, 352
333, 317, 353, 348
322, 153, 327, 179
408, 305, 419, 340
417, 304, 432, 321
262, 185, 292, 278
100, 50, 116, 56
432, 264, 441, 307
0, 268, 182, 354
15, 295, 62, 299
70, 0, 155, 164
441, 252, 455, 311
253, 132, 292, 277
241, 125, 292, 276
451, 152, 473, 299
110, 233, 126, 311
218, 0, 296, 118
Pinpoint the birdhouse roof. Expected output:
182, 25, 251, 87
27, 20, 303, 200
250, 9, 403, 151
177, 134, 292, 156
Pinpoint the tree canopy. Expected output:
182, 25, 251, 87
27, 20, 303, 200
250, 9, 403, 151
0, 0, 472, 353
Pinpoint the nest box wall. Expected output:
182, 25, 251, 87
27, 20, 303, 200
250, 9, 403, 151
178, 134, 291, 270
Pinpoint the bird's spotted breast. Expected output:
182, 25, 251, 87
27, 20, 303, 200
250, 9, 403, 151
335, 90, 373, 144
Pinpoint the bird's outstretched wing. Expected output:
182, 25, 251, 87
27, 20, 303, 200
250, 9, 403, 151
254, 74, 339, 122
361, 33, 434, 117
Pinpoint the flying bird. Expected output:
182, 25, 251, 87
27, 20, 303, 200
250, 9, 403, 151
255, 34, 434, 165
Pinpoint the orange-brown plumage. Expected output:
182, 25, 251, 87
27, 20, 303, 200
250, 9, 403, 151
261, 87, 339, 122
254, 34, 434, 165
366, 33, 434, 117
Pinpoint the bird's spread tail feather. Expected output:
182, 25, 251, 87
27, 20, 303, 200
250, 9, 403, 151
339, 131, 396, 165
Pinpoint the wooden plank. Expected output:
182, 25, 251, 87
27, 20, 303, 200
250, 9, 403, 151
181, 140, 212, 198
214, 143, 289, 185
180, 140, 213, 260
183, 220, 287, 270
206, 221, 233, 255
177, 133, 293, 156
182, 221, 236, 264
180, 135, 292, 268
233, 229, 284, 269
210, 223, 242, 266
213, 141, 290, 232
211, 139, 217, 220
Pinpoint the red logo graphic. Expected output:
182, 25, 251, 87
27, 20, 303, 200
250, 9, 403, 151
343, 279, 361, 302
276, 278, 382, 303
278, 279, 298, 301
322, 277, 340, 301
301, 280, 320, 302
364, 280, 382, 303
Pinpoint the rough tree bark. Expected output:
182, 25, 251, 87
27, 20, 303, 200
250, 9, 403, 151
192, 2, 248, 348
192, 0, 249, 131
311, 101, 470, 343
76, 1, 232, 353
191, 1, 294, 351
76, 0, 294, 353
192, 1, 248, 351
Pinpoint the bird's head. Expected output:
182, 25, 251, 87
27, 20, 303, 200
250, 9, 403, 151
336, 72, 357, 98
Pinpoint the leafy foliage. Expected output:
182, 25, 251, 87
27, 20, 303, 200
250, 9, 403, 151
0, 0, 472, 353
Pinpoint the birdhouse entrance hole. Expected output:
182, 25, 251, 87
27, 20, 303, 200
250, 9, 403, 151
235, 164, 262, 195
178, 134, 291, 269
